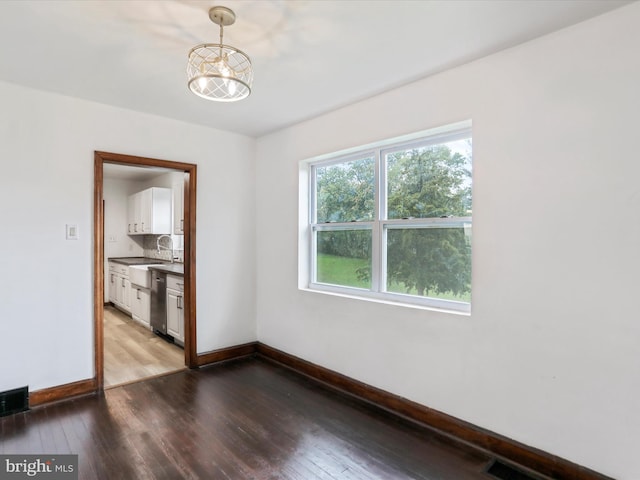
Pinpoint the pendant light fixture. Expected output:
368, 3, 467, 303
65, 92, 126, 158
187, 6, 253, 102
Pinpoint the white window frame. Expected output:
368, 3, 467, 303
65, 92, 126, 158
300, 121, 472, 314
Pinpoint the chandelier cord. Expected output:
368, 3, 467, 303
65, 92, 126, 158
219, 23, 224, 58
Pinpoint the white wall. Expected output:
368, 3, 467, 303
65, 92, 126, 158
255, 4, 640, 479
0, 81, 257, 392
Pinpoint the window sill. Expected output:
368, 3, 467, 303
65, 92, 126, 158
300, 285, 471, 316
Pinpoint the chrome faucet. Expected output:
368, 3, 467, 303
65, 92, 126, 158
156, 235, 174, 263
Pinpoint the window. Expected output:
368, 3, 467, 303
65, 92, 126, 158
306, 123, 472, 312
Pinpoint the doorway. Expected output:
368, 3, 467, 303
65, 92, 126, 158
103, 304, 183, 387
94, 151, 197, 391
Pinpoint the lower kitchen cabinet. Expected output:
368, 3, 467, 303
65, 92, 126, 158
119, 276, 131, 312
109, 262, 131, 314
131, 285, 150, 326
108, 268, 118, 304
166, 274, 184, 345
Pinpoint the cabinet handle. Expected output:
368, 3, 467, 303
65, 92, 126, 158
137, 289, 141, 300
121, 278, 125, 287
177, 296, 183, 309
134, 223, 138, 232
128, 224, 131, 233
141, 222, 145, 231
180, 219, 184, 231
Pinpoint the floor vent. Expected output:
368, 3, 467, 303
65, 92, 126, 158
485, 459, 541, 480
0, 386, 29, 417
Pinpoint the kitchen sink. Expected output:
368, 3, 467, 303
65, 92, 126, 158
129, 264, 162, 288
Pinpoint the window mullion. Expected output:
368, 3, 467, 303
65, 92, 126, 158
380, 222, 388, 293
310, 225, 317, 284
371, 150, 382, 293
378, 149, 387, 221
371, 222, 380, 292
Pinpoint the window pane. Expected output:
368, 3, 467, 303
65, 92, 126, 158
316, 157, 375, 223
386, 138, 472, 219
316, 229, 372, 289
386, 226, 471, 302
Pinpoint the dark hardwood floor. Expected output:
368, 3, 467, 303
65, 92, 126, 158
1, 359, 498, 479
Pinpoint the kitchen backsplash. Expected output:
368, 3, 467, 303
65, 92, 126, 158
143, 235, 184, 263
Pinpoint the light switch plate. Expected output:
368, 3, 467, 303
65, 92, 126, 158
66, 224, 79, 240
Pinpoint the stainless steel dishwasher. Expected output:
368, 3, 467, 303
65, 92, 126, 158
150, 270, 167, 335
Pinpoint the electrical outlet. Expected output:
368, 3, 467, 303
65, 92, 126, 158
108, 235, 117, 242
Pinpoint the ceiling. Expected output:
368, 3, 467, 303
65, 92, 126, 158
0, 0, 631, 138
103, 163, 175, 181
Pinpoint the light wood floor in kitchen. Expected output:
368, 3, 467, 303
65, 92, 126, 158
103, 305, 185, 388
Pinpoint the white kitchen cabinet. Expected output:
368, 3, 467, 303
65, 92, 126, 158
109, 262, 131, 314
127, 187, 171, 235
140, 190, 152, 233
127, 192, 141, 234
172, 178, 184, 235
120, 276, 131, 312
108, 263, 118, 303
131, 286, 150, 326
127, 194, 136, 235
166, 275, 184, 345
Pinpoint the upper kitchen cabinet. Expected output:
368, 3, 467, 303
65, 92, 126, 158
172, 178, 184, 235
127, 187, 171, 235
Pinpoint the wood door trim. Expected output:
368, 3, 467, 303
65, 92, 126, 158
183, 169, 198, 367
94, 151, 198, 392
94, 159, 105, 390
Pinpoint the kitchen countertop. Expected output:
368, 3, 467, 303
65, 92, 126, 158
148, 264, 184, 276
108, 257, 170, 266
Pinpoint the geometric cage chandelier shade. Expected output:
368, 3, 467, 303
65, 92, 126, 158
187, 6, 253, 102
187, 44, 252, 101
